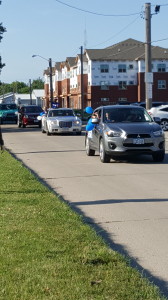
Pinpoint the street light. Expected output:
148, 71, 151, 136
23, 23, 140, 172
32, 54, 53, 108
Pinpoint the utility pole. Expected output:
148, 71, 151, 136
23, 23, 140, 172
145, 2, 153, 110
29, 79, 32, 105
80, 46, 84, 118
49, 58, 53, 108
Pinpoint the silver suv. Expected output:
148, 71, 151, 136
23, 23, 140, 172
85, 105, 165, 163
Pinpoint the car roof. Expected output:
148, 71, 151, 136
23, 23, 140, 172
95, 105, 144, 110
155, 104, 168, 109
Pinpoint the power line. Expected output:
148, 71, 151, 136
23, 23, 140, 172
151, 3, 168, 6
55, 0, 140, 17
151, 37, 168, 44
89, 15, 140, 48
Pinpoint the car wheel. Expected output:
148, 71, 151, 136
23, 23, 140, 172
42, 128, 46, 133
152, 150, 165, 162
99, 138, 110, 163
160, 119, 168, 131
86, 136, 95, 156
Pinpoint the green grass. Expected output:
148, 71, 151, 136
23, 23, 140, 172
0, 150, 167, 300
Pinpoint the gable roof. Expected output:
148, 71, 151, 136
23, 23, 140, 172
85, 38, 168, 61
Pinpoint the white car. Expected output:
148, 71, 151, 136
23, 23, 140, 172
148, 105, 168, 131
41, 108, 82, 135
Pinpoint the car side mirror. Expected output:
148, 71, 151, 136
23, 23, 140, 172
153, 117, 161, 124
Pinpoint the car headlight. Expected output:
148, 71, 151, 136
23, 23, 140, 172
105, 130, 122, 137
153, 130, 164, 137
50, 120, 57, 125
73, 120, 81, 125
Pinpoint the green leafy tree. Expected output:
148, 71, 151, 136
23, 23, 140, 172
0, 79, 44, 95
32, 78, 44, 89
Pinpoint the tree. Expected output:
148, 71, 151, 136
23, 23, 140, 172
0, 1, 6, 74
0, 79, 44, 95
32, 78, 44, 89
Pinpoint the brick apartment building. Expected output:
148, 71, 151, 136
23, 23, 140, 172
43, 38, 168, 109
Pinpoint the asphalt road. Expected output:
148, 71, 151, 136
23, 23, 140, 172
2, 124, 168, 297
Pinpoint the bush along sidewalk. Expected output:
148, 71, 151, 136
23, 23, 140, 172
0, 150, 167, 300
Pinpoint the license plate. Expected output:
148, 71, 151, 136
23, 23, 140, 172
133, 138, 144, 144
62, 127, 69, 131
34, 120, 39, 122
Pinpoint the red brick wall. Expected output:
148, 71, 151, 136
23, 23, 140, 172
88, 85, 138, 109
153, 72, 168, 101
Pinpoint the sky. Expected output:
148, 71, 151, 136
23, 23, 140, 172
1, 0, 168, 84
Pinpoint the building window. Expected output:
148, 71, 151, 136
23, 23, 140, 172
118, 81, 127, 90
101, 98, 109, 102
100, 64, 109, 73
157, 64, 166, 72
118, 64, 127, 73
129, 81, 134, 85
128, 64, 134, 70
100, 81, 109, 90
158, 80, 166, 89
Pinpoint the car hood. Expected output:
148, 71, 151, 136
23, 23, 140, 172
48, 116, 80, 122
0, 109, 18, 115
105, 122, 161, 133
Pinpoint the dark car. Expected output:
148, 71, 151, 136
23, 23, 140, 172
17, 105, 43, 128
132, 101, 168, 108
85, 105, 165, 163
0, 103, 18, 124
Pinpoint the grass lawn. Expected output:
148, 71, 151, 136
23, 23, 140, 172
0, 150, 167, 300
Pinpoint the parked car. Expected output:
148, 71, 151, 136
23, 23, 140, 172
41, 108, 82, 135
148, 105, 168, 131
17, 105, 43, 128
132, 101, 168, 108
0, 103, 18, 124
85, 105, 165, 163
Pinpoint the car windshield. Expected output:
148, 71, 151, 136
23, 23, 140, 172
0, 104, 7, 110
0, 104, 17, 110
48, 109, 75, 117
103, 107, 153, 123
24, 106, 43, 113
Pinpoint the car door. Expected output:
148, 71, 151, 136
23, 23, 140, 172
91, 109, 102, 151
